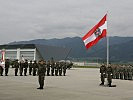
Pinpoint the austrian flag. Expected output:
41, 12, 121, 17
82, 14, 107, 49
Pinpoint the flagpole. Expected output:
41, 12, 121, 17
106, 13, 109, 67
107, 35, 109, 67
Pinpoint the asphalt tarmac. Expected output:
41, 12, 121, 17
0, 68, 133, 100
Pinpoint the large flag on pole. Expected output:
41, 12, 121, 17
0, 50, 5, 68
82, 14, 107, 49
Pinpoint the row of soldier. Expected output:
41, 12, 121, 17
0, 59, 69, 76
111, 64, 133, 80
100, 64, 133, 87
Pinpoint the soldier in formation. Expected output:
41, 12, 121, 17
20, 60, 24, 76
55, 62, 59, 76
5, 59, 10, 76
0, 61, 4, 76
33, 60, 38, 76
29, 60, 33, 75
63, 62, 67, 76
14, 59, 19, 76
51, 58, 55, 76
59, 62, 63, 76
46, 60, 51, 76
119, 66, 124, 80
0, 58, 71, 77
24, 59, 28, 76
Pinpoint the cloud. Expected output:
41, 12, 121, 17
0, 0, 133, 44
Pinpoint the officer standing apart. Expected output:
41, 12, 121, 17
100, 64, 106, 85
37, 60, 46, 89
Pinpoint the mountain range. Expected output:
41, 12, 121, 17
9, 36, 133, 63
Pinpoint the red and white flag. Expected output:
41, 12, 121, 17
0, 50, 5, 68
82, 14, 107, 49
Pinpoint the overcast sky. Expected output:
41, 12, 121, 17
0, 0, 133, 44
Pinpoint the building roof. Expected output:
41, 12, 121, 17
35, 44, 71, 61
0, 44, 71, 61
0, 44, 35, 49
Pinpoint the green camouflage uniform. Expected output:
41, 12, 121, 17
33, 61, 38, 76
14, 60, 19, 76
116, 66, 120, 79
55, 62, 59, 76
107, 65, 113, 87
37, 60, 46, 89
124, 67, 128, 80
5, 59, 10, 76
0, 65, 4, 76
100, 64, 106, 85
46, 60, 51, 76
119, 66, 124, 80
24, 60, 28, 76
128, 66, 132, 80
19, 62, 24, 76
29, 61, 33, 75
63, 63, 67, 76
59, 62, 63, 76
51, 58, 55, 76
